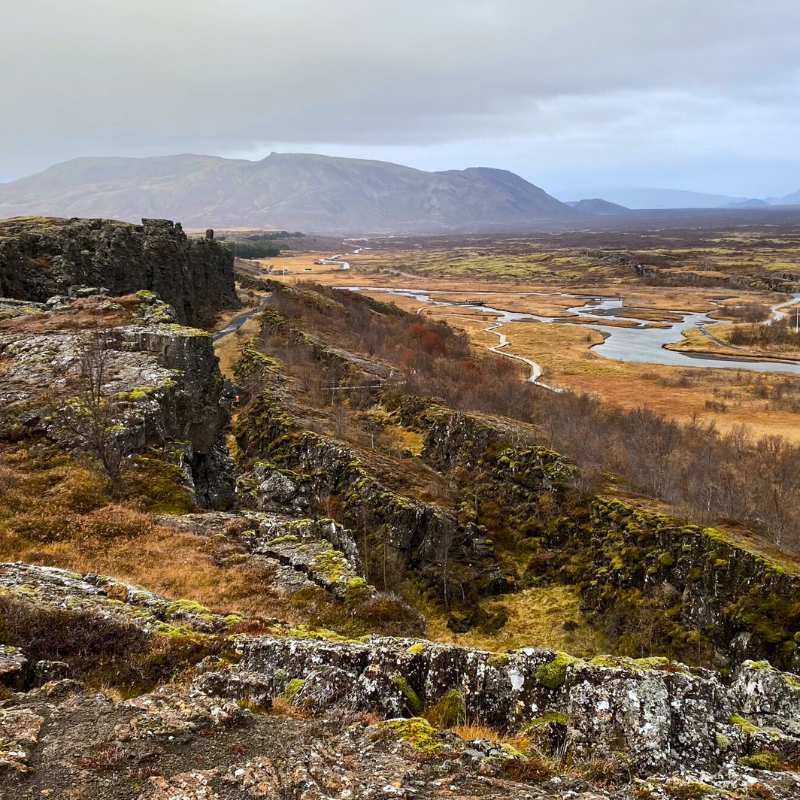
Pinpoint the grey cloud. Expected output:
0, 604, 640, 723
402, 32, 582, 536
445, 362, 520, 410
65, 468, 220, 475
2, 0, 800, 194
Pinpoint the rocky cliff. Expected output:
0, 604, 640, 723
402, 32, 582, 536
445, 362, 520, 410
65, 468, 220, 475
396, 396, 800, 672
0, 216, 237, 326
0, 290, 235, 508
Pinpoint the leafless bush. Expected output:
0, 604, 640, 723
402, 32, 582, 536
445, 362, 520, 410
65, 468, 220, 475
58, 328, 130, 492
723, 303, 771, 323
730, 318, 800, 347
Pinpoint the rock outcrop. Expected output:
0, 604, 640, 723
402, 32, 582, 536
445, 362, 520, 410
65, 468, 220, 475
392, 395, 800, 672
0, 562, 236, 641
0, 291, 235, 507
0, 216, 237, 326
158, 511, 372, 600
3, 562, 800, 797
202, 634, 800, 782
235, 391, 514, 603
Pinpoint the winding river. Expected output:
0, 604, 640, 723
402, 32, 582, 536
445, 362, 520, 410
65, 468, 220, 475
343, 287, 800, 378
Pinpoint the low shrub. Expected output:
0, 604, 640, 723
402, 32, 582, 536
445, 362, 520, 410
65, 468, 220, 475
0, 594, 226, 694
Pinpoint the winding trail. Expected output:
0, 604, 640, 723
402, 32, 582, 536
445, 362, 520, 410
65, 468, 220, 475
416, 304, 561, 392
484, 321, 563, 393
212, 297, 270, 343
697, 324, 744, 351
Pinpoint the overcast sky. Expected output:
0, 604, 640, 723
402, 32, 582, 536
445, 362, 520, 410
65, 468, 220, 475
2, 0, 800, 198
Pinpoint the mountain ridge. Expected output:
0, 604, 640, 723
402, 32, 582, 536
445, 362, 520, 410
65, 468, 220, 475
0, 152, 583, 233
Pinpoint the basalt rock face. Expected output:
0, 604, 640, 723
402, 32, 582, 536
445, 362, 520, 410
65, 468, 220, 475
4, 564, 800, 796
159, 511, 372, 600
233, 383, 800, 668
0, 291, 236, 508
0, 216, 237, 326
200, 634, 800, 786
390, 395, 800, 673
235, 392, 515, 604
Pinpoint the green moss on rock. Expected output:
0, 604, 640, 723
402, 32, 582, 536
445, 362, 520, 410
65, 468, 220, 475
283, 679, 305, 702
380, 718, 442, 754
737, 752, 785, 771
391, 675, 423, 717
167, 599, 213, 620
426, 689, 466, 728
488, 652, 510, 670
729, 714, 759, 735
526, 712, 568, 729
535, 652, 581, 690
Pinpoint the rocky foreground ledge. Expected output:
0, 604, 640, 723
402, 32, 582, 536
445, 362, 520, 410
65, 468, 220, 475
1, 564, 800, 798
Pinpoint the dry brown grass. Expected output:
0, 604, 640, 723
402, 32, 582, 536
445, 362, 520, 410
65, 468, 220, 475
254, 254, 350, 276
298, 256, 800, 441
270, 697, 312, 720
214, 316, 262, 376
495, 319, 800, 443
0, 452, 296, 620
0, 296, 135, 333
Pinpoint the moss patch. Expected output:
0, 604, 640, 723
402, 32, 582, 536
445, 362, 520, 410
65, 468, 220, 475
379, 717, 442, 754
737, 752, 785, 771
535, 652, 581, 690
729, 714, 760, 736
526, 712, 568, 729
283, 679, 305, 702
425, 689, 466, 728
391, 675, 423, 717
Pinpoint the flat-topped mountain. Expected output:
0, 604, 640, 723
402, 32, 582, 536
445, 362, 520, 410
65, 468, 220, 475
0, 152, 583, 233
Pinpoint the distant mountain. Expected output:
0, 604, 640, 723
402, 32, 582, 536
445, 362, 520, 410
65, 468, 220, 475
580, 187, 746, 209
566, 198, 630, 215
766, 190, 800, 206
0, 153, 582, 233
726, 198, 769, 208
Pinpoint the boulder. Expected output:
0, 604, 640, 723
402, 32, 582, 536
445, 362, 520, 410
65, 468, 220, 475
0, 647, 27, 691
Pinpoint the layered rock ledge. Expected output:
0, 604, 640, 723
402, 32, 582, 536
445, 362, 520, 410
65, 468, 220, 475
0, 216, 237, 326
0, 290, 236, 507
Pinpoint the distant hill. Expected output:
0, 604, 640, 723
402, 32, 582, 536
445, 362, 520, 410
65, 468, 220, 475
726, 198, 770, 208
766, 190, 800, 206
566, 198, 630, 215
0, 153, 583, 233
580, 187, 746, 209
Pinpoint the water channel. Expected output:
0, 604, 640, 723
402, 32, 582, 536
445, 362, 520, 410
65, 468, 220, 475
343, 287, 800, 377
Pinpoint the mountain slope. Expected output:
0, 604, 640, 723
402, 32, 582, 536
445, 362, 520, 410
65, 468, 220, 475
726, 198, 769, 208
566, 198, 631, 215
0, 153, 582, 233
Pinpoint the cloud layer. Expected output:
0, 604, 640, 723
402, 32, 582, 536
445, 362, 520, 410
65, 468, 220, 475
3, 0, 800, 195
